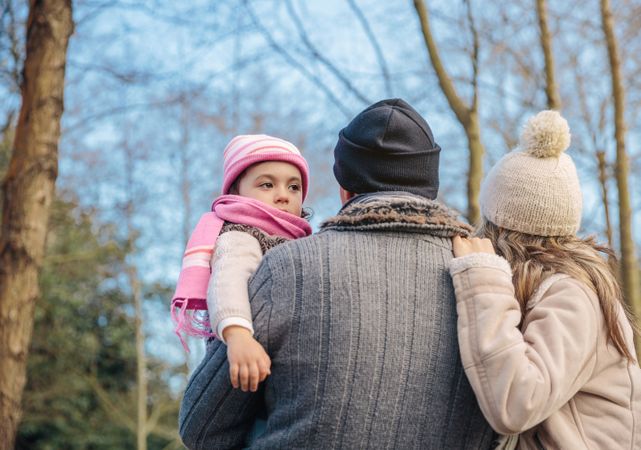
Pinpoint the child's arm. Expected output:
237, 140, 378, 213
208, 230, 271, 392
179, 261, 276, 449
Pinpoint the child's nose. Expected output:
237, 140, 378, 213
275, 186, 289, 202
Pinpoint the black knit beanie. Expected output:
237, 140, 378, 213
333, 98, 440, 199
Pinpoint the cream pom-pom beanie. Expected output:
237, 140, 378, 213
480, 110, 582, 236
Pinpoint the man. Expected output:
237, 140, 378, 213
179, 99, 493, 449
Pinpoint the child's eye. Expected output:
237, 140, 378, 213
259, 182, 273, 189
289, 184, 301, 192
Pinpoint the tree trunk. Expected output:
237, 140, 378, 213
466, 113, 483, 225
535, 0, 561, 110
600, 0, 641, 357
596, 151, 614, 249
180, 101, 192, 249
0, 1, 73, 447
412, 0, 484, 224
123, 128, 149, 449
128, 264, 148, 450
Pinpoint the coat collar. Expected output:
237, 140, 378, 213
320, 191, 472, 237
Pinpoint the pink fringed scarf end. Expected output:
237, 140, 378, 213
171, 298, 215, 352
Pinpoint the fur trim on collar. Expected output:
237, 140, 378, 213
221, 222, 287, 254
320, 192, 472, 237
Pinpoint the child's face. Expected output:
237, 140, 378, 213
236, 161, 303, 216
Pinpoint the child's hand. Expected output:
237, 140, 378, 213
452, 235, 496, 257
223, 326, 271, 392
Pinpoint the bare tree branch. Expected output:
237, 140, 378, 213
243, 0, 351, 118
464, 0, 480, 112
412, 0, 485, 223
146, 400, 180, 441
1, 110, 15, 139
64, 98, 186, 135
86, 374, 137, 434
284, 0, 371, 105
535, 0, 561, 110
596, 151, 614, 248
0, 0, 23, 91
412, 0, 470, 124
346, 0, 392, 96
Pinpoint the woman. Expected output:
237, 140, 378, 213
450, 110, 641, 449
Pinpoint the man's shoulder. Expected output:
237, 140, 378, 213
263, 232, 327, 261
248, 234, 328, 299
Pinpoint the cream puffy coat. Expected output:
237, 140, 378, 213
450, 253, 641, 450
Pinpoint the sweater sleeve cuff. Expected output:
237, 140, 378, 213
449, 253, 512, 276
217, 317, 254, 344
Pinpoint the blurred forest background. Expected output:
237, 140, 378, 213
1, 0, 641, 448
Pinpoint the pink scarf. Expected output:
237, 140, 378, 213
171, 195, 311, 350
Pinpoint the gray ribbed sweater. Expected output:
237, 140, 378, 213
179, 193, 494, 449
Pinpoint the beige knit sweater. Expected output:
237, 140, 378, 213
206, 225, 286, 341
450, 253, 641, 449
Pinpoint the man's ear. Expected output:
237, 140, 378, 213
339, 187, 355, 204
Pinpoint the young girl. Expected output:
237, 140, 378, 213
449, 111, 641, 449
172, 134, 312, 393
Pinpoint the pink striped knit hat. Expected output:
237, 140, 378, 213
222, 134, 310, 200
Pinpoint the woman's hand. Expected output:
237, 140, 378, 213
452, 235, 496, 257
223, 326, 271, 392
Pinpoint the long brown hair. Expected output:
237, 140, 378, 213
477, 219, 638, 361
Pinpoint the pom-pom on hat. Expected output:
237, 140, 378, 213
221, 134, 310, 200
479, 110, 582, 236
